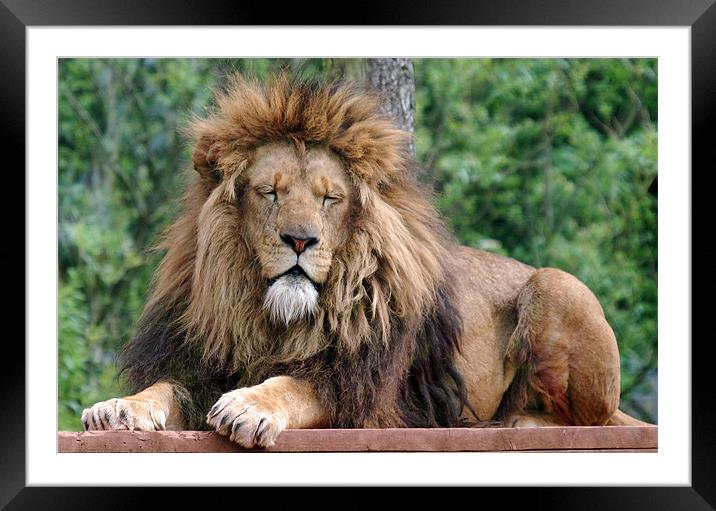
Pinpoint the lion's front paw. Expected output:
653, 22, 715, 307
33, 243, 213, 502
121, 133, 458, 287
81, 398, 166, 431
206, 388, 287, 449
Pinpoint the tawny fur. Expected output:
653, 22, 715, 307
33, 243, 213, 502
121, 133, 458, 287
81, 72, 647, 439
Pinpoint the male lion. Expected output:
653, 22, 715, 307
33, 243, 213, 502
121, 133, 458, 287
81, 73, 646, 448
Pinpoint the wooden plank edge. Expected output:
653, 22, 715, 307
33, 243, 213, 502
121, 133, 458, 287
58, 426, 657, 453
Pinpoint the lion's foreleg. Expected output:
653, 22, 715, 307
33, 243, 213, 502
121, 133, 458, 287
206, 376, 327, 448
81, 381, 187, 431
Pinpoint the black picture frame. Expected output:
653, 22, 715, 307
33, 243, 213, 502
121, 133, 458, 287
5, 0, 709, 507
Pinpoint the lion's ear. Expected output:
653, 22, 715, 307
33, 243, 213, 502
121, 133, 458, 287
192, 135, 221, 182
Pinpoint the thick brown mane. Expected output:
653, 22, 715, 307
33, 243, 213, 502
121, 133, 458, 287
120, 73, 473, 428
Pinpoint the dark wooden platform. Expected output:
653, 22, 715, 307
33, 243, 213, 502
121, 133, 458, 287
58, 426, 657, 453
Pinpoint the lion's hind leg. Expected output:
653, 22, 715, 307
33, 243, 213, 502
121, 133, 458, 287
504, 268, 621, 426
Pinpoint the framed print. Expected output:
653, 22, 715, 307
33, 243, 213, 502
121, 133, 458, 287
5, 0, 710, 507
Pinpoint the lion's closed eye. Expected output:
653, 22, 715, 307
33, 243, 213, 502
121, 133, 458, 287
256, 185, 277, 202
322, 193, 343, 207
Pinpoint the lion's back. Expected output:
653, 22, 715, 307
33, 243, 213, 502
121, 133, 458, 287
450, 245, 535, 308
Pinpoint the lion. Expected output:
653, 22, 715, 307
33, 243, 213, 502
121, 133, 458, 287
81, 72, 647, 448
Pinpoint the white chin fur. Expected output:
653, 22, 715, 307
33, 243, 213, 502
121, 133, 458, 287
263, 274, 318, 325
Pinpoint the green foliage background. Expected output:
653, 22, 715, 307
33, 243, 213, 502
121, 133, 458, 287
58, 58, 658, 431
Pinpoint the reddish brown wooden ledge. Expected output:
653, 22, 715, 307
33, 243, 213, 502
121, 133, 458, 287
58, 426, 657, 453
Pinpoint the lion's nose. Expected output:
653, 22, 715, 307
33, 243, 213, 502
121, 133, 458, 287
280, 233, 319, 255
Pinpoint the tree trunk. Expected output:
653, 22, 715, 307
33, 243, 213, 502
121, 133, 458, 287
367, 58, 416, 158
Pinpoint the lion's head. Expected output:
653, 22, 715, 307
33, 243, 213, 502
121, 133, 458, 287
234, 141, 353, 324
143, 73, 452, 396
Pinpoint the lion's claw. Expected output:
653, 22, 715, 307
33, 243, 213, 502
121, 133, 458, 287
81, 398, 166, 431
207, 388, 287, 449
